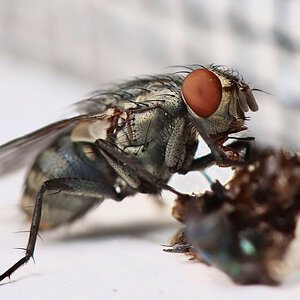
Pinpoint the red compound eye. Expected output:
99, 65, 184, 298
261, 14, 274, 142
182, 69, 222, 117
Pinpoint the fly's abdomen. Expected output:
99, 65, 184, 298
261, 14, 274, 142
21, 135, 121, 229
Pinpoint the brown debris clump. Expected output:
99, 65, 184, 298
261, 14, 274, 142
172, 149, 300, 285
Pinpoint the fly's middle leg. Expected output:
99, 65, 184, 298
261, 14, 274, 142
96, 139, 183, 196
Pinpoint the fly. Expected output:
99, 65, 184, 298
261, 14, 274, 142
0, 64, 259, 281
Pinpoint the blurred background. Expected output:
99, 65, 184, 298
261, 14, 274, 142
0, 1, 300, 299
0, 0, 299, 147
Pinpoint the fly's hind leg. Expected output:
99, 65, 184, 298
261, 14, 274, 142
0, 177, 123, 282
22, 176, 122, 230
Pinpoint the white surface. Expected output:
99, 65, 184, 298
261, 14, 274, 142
0, 59, 300, 300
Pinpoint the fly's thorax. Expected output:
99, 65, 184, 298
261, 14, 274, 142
136, 86, 184, 114
113, 86, 187, 155
113, 107, 170, 176
111, 95, 192, 180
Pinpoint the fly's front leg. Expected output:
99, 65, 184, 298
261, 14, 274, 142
0, 178, 121, 282
191, 121, 251, 167
190, 140, 253, 172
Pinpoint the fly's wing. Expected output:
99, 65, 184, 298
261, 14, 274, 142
0, 114, 106, 176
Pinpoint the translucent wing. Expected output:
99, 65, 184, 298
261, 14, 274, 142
0, 114, 106, 176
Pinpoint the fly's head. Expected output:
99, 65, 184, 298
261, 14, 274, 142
181, 65, 259, 136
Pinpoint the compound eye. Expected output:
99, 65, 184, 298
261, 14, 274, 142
182, 69, 222, 118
